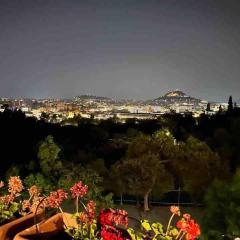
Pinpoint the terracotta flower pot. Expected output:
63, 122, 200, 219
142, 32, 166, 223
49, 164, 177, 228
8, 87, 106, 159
0, 210, 45, 240
14, 212, 76, 240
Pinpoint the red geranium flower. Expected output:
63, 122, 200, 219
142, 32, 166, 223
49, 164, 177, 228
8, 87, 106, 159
86, 200, 96, 223
101, 226, 126, 240
99, 208, 128, 228
47, 189, 68, 208
70, 181, 88, 198
8, 176, 23, 195
185, 220, 201, 240
170, 205, 180, 216
177, 214, 200, 240
177, 219, 188, 231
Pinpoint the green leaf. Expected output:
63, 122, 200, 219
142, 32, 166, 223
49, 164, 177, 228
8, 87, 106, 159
141, 219, 152, 231
152, 222, 163, 235
127, 228, 143, 240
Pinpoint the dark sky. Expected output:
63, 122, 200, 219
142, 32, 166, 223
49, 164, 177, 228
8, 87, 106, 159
0, 0, 240, 101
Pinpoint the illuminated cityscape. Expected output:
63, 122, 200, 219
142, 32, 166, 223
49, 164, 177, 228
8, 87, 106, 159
0, 90, 230, 124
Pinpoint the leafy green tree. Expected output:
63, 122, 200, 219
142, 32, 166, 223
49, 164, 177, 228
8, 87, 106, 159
174, 136, 229, 202
108, 163, 126, 205
126, 133, 152, 158
118, 131, 173, 211
86, 158, 107, 176
152, 129, 176, 160
37, 135, 62, 178
118, 152, 162, 211
202, 171, 240, 239
152, 129, 183, 189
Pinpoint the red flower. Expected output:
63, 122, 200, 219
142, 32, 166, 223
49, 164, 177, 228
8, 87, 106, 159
79, 212, 88, 223
70, 181, 88, 198
78, 200, 96, 224
101, 226, 126, 240
170, 205, 180, 216
183, 213, 191, 221
0, 193, 15, 205
177, 219, 188, 231
177, 215, 200, 240
99, 208, 128, 227
86, 200, 96, 223
47, 189, 68, 208
8, 176, 23, 195
185, 220, 201, 240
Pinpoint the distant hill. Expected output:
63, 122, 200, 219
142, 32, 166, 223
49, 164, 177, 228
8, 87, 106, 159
75, 95, 112, 101
161, 90, 189, 98
149, 90, 202, 105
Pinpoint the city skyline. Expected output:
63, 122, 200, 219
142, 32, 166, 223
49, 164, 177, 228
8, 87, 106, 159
0, 89, 236, 104
1, 0, 240, 101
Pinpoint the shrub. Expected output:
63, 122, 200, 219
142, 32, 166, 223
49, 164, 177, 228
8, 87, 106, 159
202, 172, 240, 239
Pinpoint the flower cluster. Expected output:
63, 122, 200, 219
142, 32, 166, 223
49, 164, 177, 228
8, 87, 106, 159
21, 200, 31, 212
101, 225, 128, 240
128, 205, 200, 240
76, 200, 96, 225
47, 189, 68, 208
0, 176, 24, 207
177, 214, 201, 240
0, 176, 24, 224
99, 209, 129, 240
86, 200, 96, 223
44, 182, 201, 240
20, 185, 45, 215
99, 208, 128, 227
0, 194, 15, 205
70, 181, 88, 198
170, 205, 181, 216
8, 176, 24, 196
28, 185, 40, 198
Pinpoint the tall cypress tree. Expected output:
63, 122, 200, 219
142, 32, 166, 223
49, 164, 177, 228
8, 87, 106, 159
218, 104, 223, 113
228, 96, 233, 112
206, 102, 211, 112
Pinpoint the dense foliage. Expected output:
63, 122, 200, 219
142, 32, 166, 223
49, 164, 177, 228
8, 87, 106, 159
0, 106, 240, 236
0, 108, 239, 200
202, 172, 240, 239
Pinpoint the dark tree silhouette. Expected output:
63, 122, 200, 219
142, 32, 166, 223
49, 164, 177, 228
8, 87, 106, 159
234, 102, 238, 109
228, 96, 233, 112
206, 102, 211, 112
218, 104, 223, 113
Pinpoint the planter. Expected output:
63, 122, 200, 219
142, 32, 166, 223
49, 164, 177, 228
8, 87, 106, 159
0, 210, 45, 240
14, 212, 76, 240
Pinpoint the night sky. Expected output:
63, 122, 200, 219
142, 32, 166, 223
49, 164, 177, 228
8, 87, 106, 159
0, 0, 240, 102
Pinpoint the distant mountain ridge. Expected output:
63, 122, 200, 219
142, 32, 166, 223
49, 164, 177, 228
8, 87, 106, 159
156, 90, 199, 99
74, 90, 204, 105
75, 95, 112, 101
161, 90, 189, 98
149, 90, 203, 105
157, 90, 189, 99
